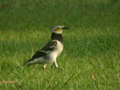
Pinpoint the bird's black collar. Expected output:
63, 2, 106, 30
51, 33, 63, 43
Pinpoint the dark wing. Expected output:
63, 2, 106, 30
31, 40, 57, 59
22, 40, 57, 66
41, 40, 57, 51
31, 50, 47, 59
22, 51, 46, 66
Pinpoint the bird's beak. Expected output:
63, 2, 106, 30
62, 26, 69, 30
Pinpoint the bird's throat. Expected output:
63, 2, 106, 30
51, 33, 63, 43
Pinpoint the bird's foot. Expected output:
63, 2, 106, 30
57, 67, 64, 71
43, 64, 47, 70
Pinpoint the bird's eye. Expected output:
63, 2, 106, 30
56, 28, 61, 31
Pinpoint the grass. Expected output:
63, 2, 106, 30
0, 0, 120, 90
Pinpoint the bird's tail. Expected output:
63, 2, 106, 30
22, 59, 33, 66
20, 62, 27, 67
17, 59, 32, 68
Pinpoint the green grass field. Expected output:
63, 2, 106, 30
0, 0, 120, 90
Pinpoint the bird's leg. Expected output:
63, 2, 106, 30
43, 64, 47, 69
53, 60, 58, 68
53, 60, 64, 70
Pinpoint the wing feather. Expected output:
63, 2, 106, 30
31, 40, 57, 59
41, 40, 57, 51
22, 40, 57, 66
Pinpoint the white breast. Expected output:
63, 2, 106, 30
49, 40, 63, 63
56, 40, 63, 56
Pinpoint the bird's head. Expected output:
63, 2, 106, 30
52, 26, 69, 34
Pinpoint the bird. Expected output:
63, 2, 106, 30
21, 25, 68, 69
